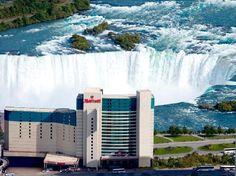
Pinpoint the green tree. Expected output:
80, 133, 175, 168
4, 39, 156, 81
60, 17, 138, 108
154, 129, 158, 136
225, 128, 236, 134
217, 126, 224, 134
202, 125, 217, 136
168, 125, 182, 136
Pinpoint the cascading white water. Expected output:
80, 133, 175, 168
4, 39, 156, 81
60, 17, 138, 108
0, 47, 235, 109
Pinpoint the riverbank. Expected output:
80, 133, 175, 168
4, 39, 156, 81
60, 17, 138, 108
0, 0, 90, 32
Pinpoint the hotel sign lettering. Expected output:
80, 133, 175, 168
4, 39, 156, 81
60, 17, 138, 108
84, 96, 101, 103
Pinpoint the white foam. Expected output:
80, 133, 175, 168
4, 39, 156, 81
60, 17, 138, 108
25, 28, 43, 33
204, 0, 236, 6
0, 47, 235, 110
0, 34, 13, 38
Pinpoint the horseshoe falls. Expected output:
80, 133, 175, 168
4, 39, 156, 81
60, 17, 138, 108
1, 48, 235, 110
0, 0, 236, 130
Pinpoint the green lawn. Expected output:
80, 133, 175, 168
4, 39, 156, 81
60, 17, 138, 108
154, 146, 193, 155
205, 135, 235, 140
167, 135, 203, 142
198, 143, 235, 151
154, 136, 172, 144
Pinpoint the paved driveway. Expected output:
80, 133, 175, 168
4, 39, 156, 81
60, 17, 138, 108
154, 138, 235, 158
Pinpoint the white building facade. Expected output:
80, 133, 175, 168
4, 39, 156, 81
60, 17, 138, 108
4, 88, 154, 168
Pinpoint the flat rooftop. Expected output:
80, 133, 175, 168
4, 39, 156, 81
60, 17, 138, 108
5, 107, 75, 113
102, 94, 136, 98
44, 153, 79, 165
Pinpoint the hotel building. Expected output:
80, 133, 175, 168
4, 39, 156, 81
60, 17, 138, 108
4, 88, 154, 168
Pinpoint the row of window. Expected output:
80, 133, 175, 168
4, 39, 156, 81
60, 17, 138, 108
91, 117, 94, 160
6, 111, 76, 126
18, 123, 75, 142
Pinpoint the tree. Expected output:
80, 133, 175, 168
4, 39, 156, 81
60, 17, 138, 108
225, 128, 236, 134
168, 125, 182, 136
154, 129, 158, 136
202, 125, 217, 136
217, 126, 224, 134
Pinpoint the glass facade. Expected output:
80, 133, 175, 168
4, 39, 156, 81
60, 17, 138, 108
4, 109, 76, 126
101, 98, 137, 157
102, 98, 136, 111
76, 94, 84, 110
151, 97, 155, 109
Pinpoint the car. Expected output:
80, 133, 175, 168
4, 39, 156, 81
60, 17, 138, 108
60, 169, 73, 173
220, 165, 235, 171
42, 168, 53, 173
5, 173, 16, 176
193, 165, 215, 172
112, 168, 126, 173
223, 148, 235, 155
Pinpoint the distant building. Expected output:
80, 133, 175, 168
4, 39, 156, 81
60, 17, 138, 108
4, 88, 154, 168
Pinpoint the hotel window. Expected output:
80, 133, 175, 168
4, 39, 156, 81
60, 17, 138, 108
19, 123, 22, 138
73, 127, 76, 143
39, 122, 43, 139
50, 123, 53, 139
63, 125, 65, 141
29, 123, 31, 138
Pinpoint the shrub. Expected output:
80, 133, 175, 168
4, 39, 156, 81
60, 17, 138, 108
108, 32, 141, 51
74, 0, 90, 11
153, 152, 235, 168
71, 34, 91, 51
214, 101, 236, 112
84, 21, 109, 35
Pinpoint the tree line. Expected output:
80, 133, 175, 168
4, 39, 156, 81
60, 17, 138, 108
0, 0, 90, 31
154, 125, 236, 137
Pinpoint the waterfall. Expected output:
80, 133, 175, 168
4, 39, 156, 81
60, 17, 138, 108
0, 47, 235, 109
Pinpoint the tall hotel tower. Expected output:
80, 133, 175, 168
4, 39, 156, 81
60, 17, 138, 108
4, 88, 154, 168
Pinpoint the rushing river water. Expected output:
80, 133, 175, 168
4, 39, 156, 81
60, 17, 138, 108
0, 0, 235, 130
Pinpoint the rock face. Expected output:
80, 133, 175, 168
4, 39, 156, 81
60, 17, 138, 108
71, 34, 91, 51
108, 32, 141, 51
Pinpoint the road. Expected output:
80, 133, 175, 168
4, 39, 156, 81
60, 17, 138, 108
14, 169, 232, 176
154, 138, 235, 158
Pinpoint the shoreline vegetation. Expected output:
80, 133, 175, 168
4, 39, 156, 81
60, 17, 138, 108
198, 100, 236, 112
0, 0, 90, 32
154, 125, 235, 144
